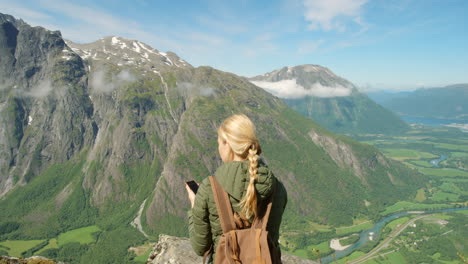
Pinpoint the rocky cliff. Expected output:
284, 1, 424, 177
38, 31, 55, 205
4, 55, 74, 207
0, 13, 95, 196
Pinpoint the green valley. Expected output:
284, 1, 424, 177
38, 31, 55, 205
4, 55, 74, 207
336, 126, 468, 264
277, 125, 467, 263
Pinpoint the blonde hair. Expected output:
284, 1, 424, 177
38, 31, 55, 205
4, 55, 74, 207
218, 114, 262, 219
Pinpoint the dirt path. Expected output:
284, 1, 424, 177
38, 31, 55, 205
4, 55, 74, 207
131, 199, 149, 238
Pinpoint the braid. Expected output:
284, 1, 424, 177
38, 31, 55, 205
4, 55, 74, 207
217, 114, 263, 219
240, 143, 259, 219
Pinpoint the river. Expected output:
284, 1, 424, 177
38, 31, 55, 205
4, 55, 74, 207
430, 154, 448, 167
320, 207, 468, 264
399, 115, 468, 127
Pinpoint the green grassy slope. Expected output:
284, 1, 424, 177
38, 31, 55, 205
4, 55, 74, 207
283, 92, 409, 135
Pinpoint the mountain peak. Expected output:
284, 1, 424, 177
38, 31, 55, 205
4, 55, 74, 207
289, 64, 336, 75
65, 36, 191, 70
0, 12, 25, 26
251, 64, 353, 92
249, 64, 355, 100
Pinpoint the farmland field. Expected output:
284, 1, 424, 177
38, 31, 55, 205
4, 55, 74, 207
57, 225, 101, 245
0, 225, 101, 258
0, 239, 45, 257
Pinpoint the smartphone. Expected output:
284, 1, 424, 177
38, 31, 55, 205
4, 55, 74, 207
186, 180, 199, 194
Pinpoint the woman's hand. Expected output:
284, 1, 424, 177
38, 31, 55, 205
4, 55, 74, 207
185, 183, 198, 208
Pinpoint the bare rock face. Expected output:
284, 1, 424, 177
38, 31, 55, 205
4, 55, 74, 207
0, 12, 96, 197
308, 130, 366, 184
146, 235, 318, 264
146, 235, 202, 264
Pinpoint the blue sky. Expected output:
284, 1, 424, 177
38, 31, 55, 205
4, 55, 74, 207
1, 0, 467, 91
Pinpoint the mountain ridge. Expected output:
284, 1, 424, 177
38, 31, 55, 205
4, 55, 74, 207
367, 84, 468, 120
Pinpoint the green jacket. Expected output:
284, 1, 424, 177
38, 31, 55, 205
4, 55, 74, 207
188, 159, 287, 260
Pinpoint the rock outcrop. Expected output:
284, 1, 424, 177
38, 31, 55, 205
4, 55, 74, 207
0, 256, 67, 264
146, 235, 318, 264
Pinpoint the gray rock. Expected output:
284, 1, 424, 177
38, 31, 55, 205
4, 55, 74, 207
147, 234, 318, 264
0, 255, 68, 264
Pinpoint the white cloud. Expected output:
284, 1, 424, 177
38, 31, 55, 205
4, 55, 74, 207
1, 78, 57, 98
30, 0, 232, 62
91, 69, 136, 93
90, 70, 114, 93
298, 39, 324, 54
39, 0, 134, 33
25, 79, 53, 98
200, 87, 215, 96
177, 82, 216, 97
303, 0, 368, 31
0, 0, 183, 50
251, 79, 351, 98
116, 70, 136, 82
0, 0, 296, 79
352, 16, 370, 35
0, 4, 51, 20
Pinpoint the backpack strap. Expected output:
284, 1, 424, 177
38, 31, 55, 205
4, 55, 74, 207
209, 176, 236, 233
262, 200, 273, 230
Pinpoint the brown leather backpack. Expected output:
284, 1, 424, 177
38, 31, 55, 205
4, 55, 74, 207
205, 176, 282, 264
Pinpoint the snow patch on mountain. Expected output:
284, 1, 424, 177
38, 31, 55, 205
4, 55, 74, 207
132, 42, 141, 53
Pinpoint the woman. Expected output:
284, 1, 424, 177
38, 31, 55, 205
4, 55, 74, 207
186, 114, 287, 262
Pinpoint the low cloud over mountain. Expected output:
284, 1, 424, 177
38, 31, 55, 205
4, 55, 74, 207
251, 78, 351, 98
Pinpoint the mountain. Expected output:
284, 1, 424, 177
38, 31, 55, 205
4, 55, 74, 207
368, 84, 468, 120
0, 13, 425, 263
250, 65, 409, 134
366, 90, 412, 104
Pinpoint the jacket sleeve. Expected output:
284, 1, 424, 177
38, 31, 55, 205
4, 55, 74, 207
188, 179, 213, 256
267, 177, 288, 245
